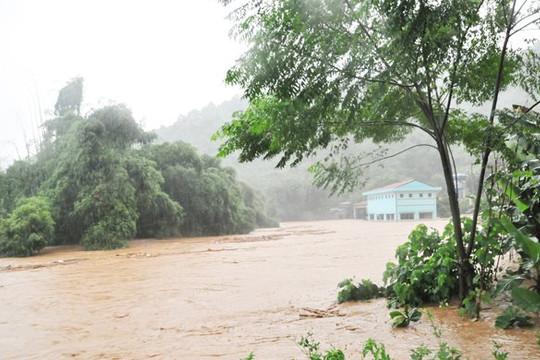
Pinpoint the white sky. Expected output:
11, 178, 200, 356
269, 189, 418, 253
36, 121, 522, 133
0, 0, 245, 168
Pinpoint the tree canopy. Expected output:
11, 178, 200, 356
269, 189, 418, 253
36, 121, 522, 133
216, 0, 540, 300
0, 79, 276, 256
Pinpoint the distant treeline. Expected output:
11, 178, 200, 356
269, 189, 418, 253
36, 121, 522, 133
0, 78, 277, 257
156, 97, 477, 220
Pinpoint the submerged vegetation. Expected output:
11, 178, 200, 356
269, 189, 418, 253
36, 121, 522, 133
0, 78, 276, 256
242, 314, 511, 359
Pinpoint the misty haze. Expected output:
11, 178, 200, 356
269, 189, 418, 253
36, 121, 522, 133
1, 1, 540, 359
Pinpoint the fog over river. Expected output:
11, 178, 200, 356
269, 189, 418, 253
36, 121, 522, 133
1, 220, 539, 359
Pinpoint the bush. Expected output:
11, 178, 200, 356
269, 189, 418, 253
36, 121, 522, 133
0, 197, 55, 257
383, 224, 459, 307
81, 215, 134, 250
337, 278, 382, 303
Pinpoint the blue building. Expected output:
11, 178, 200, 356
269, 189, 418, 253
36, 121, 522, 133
362, 180, 442, 221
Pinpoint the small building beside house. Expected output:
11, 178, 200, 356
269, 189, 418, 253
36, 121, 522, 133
330, 201, 353, 219
353, 201, 367, 219
362, 180, 442, 221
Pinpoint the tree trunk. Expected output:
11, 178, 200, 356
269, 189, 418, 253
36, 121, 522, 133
436, 137, 474, 302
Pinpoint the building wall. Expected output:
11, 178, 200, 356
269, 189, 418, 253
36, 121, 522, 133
366, 190, 437, 220
366, 193, 397, 220
395, 191, 437, 220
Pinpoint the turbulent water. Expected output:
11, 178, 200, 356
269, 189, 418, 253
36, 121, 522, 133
1, 219, 539, 359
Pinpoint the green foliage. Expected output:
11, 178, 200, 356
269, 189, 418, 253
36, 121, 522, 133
127, 155, 183, 238
389, 307, 421, 328
493, 273, 526, 298
494, 219, 540, 328
511, 287, 540, 313
245, 324, 510, 359
492, 342, 509, 360
337, 278, 382, 304
0, 197, 54, 257
410, 310, 463, 360
0, 82, 274, 253
361, 339, 391, 360
143, 142, 273, 236
43, 103, 185, 249
297, 332, 345, 360
458, 290, 487, 320
218, 0, 540, 304
215, 0, 538, 192
239, 182, 279, 228
501, 215, 540, 291
239, 352, 255, 360
383, 224, 459, 307
54, 77, 83, 116
410, 343, 462, 360
157, 96, 473, 222
385, 217, 506, 309
494, 306, 533, 329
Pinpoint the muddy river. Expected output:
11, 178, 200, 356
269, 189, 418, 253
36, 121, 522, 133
1, 219, 539, 359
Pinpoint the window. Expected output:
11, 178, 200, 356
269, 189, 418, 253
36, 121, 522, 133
409, 193, 413, 198
400, 194, 404, 198
400, 213, 414, 220
386, 214, 395, 220
419, 212, 433, 219
419, 193, 423, 197
428, 193, 432, 197
377, 214, 384, 220
369, 214, 374, 220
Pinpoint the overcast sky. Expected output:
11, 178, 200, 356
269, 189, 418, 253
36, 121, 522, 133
0, 0, 245, 168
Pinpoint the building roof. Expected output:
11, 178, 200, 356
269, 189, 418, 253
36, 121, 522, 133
362, 180, 442, 196
353, 201, 367, 207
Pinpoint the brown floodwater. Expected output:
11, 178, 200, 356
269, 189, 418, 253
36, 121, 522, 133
1, 219, 539, 359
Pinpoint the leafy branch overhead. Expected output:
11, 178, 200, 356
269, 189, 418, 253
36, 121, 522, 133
218, 0, 540, 302
218, 0, 539, 167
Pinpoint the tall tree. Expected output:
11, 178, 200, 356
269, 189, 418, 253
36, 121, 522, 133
46, 104, 181, 249
217, 0, 540, 300
54, 77, 84, 116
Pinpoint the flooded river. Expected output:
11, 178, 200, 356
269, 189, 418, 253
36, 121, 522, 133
1, 219, 539, 359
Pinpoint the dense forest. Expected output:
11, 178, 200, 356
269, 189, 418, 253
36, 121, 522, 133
155, 96, 477, 220
0, 78, 277, 257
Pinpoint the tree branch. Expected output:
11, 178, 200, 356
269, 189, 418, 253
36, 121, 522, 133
468, 0, 518, 256
351, 120, 436, 140
312, 55, 415, 89
352, 143, 438, 169
510, 16, 540, 36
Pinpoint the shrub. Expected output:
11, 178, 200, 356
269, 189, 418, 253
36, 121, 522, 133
337, 278, 382, 303
494, 306, 533, 329
81, 216, 134, 250
0, 197, 55, 257
383, 224, 459, 307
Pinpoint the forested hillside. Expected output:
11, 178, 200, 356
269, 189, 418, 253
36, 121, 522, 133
155, 97, 477, 220
0, 79, 276, 257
